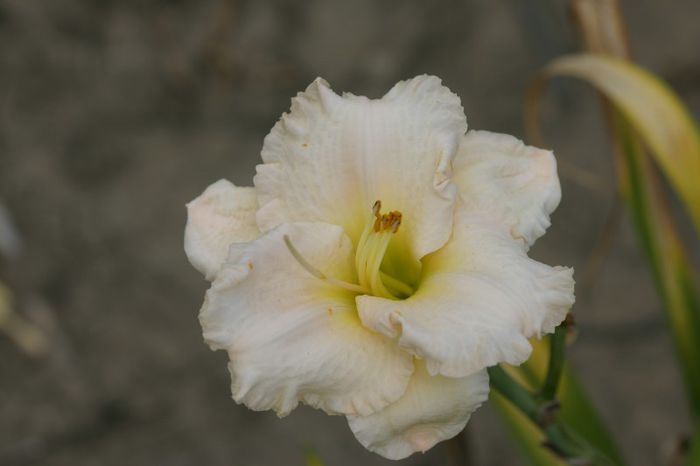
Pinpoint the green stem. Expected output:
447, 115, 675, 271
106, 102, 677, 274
489, 365, 540, 419
488, 365, 616, 466
541, 322, 568, 401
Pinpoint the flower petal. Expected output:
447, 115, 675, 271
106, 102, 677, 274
254, 76, 466, 276
185, 180, 259, 280
453, 130, 561, 248
347, 362, 489, 460
200, 221, 414, 417
357, 205, 574, 378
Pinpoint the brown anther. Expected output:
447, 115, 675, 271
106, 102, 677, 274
372, 200, 382, 216
381, 215, 391, 231
372, 200, 383, 232
370, 201, 403, 233
390, 212, 402, 233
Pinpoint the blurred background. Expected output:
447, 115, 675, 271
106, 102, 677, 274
1, 0, 699, 465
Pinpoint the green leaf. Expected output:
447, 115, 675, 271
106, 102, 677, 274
527, 54, 700, 234
610, 111, 700, 419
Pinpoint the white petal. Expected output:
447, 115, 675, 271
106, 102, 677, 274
185, 180, 259, 280
200, 221, 414, 417
454, 130, 561, 248
357, 205, 575, 378
254, 76, 466, 278
347, 362, 489, 460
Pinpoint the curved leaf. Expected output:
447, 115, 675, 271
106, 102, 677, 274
527, 54, 700, 233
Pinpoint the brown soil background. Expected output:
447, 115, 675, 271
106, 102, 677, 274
1, 0, 699, 465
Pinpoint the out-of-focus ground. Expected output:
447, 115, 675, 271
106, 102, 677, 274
0, 0, 699, 465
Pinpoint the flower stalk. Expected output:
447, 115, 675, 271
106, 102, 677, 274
540, 316, 570, 402
488, 360, 615, 466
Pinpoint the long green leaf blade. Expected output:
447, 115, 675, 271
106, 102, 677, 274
611, 111, 700, 419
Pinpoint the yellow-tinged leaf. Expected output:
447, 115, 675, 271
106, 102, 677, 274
611, 111, 700, 418
527, 54, 700, 233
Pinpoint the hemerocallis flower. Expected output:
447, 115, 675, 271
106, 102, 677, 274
185, 76, 575, 460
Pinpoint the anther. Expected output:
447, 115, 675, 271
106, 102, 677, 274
372, 209, 403, 234
390, 215, 401, 233
373, 200, 382, 216
355, 201, 411, 299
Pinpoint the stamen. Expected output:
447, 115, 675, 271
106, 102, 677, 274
354, 201, 412, 300
380, 271, 414, 297
284, 235, 369, 295
284, 201, 414, 300
367, 231, 393, 298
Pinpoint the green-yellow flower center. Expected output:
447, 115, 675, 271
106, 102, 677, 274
284, 200, 413, 300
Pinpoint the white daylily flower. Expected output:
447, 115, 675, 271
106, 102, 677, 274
185, 76, 575, 460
